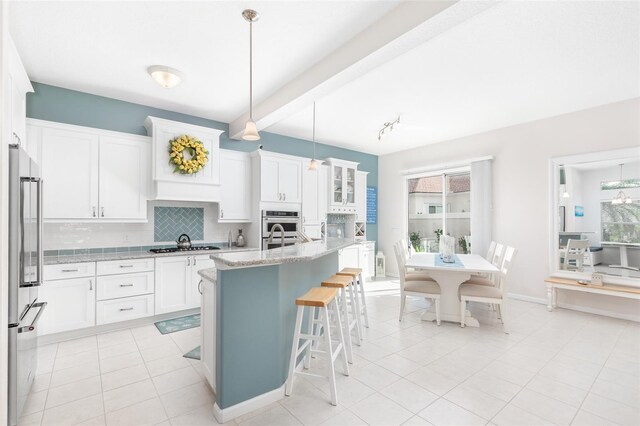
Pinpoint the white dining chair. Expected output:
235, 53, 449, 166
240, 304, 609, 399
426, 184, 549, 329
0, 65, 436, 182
394, 243, 441, 324
459, 246, 517, 333
467, 242, 504, 286
470, 241, 497, 280
562, 239, 592, 272
396, 240, 434, 281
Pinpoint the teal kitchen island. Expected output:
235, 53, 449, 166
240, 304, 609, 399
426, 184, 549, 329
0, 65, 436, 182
198, 239, 357, 423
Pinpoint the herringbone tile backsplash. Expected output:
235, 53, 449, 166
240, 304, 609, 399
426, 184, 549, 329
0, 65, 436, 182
154, 207, 204, 242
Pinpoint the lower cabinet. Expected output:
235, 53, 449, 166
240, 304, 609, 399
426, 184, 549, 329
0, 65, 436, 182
155, 255, 213, 314
338, 246, 360, 271
96, 295, 154, 325
200, 278, 216, 391
38, 276, 96, 335
338, 242, 376, 279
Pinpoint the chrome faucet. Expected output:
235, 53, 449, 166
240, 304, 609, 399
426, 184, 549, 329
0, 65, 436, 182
267, 224, 286, 248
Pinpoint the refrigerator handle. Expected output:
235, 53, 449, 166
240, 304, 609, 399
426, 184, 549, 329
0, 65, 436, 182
36, 178, 43, 287
18, 301, 47, 334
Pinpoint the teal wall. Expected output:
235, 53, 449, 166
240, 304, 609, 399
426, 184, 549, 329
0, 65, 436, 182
27, 82, 378, 244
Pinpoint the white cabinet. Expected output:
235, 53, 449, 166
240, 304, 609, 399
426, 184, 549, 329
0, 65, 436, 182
155, 256, 192, 314
355, 171, 368, 223
144, 116, 223, 202
338, 246, 360, 271
155, 255, 211, 314
99, 136, 149, 220
302, 165, 328, 225
38, 276, 96, 335
326, 158, 359, 214
6, 36, 33, 150
219, 150, 252, 222
257, 152, 302, 203
96, 295, 154, 325
31, 119, 151, 222
40, 127, 100, 220
201, 278, 216, 391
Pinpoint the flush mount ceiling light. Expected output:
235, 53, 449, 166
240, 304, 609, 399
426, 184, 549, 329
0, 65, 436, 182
242, 9, 260, 141
612, 163, 633, 205
309, 102, 320, 171
378, 116, 400, 141
147, 65, 184, 89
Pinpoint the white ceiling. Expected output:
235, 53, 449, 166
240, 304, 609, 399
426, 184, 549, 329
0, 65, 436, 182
10, 1, 640, 156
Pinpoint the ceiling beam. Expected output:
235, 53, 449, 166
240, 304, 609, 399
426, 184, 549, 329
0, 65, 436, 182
229, 0, 500, 140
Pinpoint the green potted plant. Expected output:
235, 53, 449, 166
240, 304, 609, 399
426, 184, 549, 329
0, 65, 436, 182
409, 232, 422, 252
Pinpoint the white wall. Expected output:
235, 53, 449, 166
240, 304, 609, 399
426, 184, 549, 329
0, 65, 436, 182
379, 98, 640, 320
44, 201, 250, 250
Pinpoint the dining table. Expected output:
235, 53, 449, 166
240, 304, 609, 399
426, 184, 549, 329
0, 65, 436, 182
405, 252, 499, 327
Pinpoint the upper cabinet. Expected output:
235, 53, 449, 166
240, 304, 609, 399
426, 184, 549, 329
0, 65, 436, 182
219, 149, 252, 222
144, 117, 223, 202
28, 119, 150, 222
6, 36, 34, 152
326, 158, 359, 214
302, 165, 328, 225
254, 151, 302, 204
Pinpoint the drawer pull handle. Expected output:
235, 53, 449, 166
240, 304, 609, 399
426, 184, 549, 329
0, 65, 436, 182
119, 283, 134, 287
119, 307, 134, 312
119, 265, 134, 268
62, 269, 79, 272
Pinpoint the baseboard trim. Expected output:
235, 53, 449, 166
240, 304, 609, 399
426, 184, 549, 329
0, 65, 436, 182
508, 292, 640, 322
213, 384, 285, 424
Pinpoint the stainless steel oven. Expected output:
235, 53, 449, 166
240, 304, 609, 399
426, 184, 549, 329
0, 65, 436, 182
262, 210, 300, 250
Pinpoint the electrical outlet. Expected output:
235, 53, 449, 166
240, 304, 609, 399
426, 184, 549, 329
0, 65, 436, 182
123, 235, 129, 242
591, 273, 604, 286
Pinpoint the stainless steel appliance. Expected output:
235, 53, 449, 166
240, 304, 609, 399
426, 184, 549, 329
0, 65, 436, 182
262, 210, 300, 250
8, 145, 46, 426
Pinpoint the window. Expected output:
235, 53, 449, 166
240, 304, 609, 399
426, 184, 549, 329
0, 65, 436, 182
601, 201, 640, 244
407, 170, 471, 253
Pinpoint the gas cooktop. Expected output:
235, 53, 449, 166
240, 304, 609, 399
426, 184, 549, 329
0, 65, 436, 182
149, 246, 221, 254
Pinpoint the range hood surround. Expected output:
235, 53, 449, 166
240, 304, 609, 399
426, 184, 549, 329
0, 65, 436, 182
144, 116, 223, 202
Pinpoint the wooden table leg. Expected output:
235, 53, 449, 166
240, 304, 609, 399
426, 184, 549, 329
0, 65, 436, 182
547, 284, 554, 311
420, 270, 477, 326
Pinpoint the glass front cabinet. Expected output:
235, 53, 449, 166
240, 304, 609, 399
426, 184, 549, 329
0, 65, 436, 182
326, 158, 359, 213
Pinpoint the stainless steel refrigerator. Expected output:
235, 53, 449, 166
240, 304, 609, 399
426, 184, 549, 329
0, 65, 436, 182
8, 144, 46, 426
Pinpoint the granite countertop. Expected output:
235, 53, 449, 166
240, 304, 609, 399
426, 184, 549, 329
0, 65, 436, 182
208, 238, 357, 270
198, 268, 217, 282
44, 246, 260, 265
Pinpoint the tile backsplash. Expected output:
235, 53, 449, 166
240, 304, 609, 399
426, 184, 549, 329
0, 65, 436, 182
154, 207, 204, 242
43, 201, 247, 250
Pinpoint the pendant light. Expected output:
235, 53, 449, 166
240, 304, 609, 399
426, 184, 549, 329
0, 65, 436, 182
612, 163, 633, 204
309, 102, 320, 171
242, 9, 260, 141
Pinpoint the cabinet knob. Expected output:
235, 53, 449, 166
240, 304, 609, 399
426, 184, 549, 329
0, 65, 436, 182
92, 207, 97, 217
89, 279, 93, 291
101, 207, 105, 217
187, 257, 191, 266
221, 209, 224, 218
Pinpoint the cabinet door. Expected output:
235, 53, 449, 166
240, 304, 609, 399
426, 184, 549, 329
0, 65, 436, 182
99, 136, 150, 220
318, 166, 328, 220
278, 159, 302, 203
200, 279, 216, 391
345, 167, 356, 206
338, 246, 360, 271
355, 172, 367, 222
331, 165, 343, 206
302, 167, 319, 224
220, 151, 251, 221
38, 277, 96, 335
41, 128, 99, 219
191, 255, 216, 308
155, 256, 191, 314
261, 157, 281, 202
368, 248, 376, 279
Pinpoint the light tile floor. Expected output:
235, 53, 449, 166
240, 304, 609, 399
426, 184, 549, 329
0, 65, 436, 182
20, 278, 640, 426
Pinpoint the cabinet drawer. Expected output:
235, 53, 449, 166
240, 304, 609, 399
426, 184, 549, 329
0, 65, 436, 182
44, 262, 96, 280
96, 294, 154, 325
96, 258, 154, 276
96, 272, 154, 301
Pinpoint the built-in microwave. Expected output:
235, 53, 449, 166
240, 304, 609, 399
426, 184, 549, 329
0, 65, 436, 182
262, 210, 301, 249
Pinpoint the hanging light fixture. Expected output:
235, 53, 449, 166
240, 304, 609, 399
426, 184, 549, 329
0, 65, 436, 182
309, 102, 320, 171
612, 164, 633, 204
242, 9, 260, 141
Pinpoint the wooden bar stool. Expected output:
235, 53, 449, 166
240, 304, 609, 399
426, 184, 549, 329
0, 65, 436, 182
337, 267, 370, 335
321, 274, 361, 363
285, 287, 349, 406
